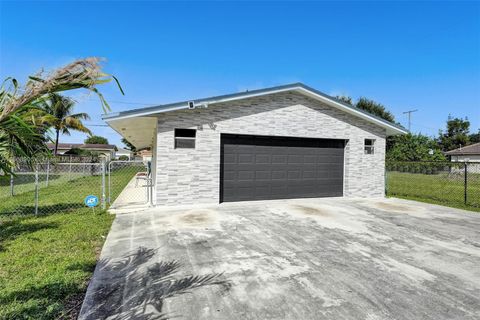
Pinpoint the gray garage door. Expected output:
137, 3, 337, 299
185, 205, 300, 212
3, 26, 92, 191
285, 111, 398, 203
220, 134, 345, 202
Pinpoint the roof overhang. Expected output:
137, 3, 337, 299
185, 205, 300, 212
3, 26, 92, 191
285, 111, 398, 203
107, 116, 157, 150
103, 83, 407, 148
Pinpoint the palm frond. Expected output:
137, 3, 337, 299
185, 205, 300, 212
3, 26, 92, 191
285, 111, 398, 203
68, 112, 91, 121
0, 57, 123, 122
63, 116, 92, 135
0, 57, 122, 172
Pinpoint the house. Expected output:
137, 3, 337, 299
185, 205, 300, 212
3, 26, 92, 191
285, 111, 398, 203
47, 143, 117, 160
103, 83, 407, 206
445, 142, 480, 163
115, 147, 134, 160
136, 149, 152, 161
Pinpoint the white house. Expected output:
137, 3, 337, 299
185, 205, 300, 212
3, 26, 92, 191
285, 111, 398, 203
47, 143, 117, 160
115, 147, 134, 160
446, 142, 480, 163
103, 83, 407, 206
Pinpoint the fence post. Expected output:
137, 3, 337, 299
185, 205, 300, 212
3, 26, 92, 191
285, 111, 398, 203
384, 165, 388, 196
149, 177, 154, 207
464, 162, 468, 205
45, 159, 50, 187
10, 173, 14, 196
101, 160, 106, 210
34, 165, 39, 216
69, 156, 72, 179
108, 161, 111, 204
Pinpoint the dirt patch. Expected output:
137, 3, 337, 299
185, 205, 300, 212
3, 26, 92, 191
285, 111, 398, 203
179, 213, 211, 224
175, 209, 217, 227
62, 282, 88, 319
375, 202, 411, 212
291, 205, 330, 217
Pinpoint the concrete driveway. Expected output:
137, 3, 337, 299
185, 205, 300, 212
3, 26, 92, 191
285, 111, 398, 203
79, 198, 480, 320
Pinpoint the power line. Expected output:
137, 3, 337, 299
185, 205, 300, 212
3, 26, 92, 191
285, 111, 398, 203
410, 122, 438, 131
84, 122, 109, 127
80, 97, 155, 106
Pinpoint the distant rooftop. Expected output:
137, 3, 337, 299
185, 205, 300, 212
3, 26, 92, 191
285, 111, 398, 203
445, 142, 480, 155
46, 143, 116, 150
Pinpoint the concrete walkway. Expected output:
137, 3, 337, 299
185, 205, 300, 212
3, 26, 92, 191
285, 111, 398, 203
109, 176, 150, 214
80, 197, 480, 319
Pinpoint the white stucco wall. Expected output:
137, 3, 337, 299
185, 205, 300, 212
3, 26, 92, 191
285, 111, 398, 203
154, 92, 387, 206
450, 155, 480, 162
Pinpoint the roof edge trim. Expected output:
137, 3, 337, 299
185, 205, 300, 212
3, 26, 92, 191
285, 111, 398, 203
103, 83, 408, 135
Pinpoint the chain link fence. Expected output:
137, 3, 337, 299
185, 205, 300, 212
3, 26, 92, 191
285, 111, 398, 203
0, 159, 152, 220
386, 161, 480, 210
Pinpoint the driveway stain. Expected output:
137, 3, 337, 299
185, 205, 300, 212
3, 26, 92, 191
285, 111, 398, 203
291, 204, 330, 216
179, 212, 211, 224
175, 209, 217, 227
374, 202, 412, 212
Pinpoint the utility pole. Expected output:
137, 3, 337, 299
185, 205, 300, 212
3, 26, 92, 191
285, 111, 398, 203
403, 109, 418, 132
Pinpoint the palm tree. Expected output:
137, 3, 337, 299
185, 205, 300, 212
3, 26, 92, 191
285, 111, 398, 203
43, 93, 92, 155
0, 57, 123, 174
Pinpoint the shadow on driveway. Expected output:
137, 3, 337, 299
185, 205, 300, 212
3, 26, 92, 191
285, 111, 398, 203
79, 247, 230, 320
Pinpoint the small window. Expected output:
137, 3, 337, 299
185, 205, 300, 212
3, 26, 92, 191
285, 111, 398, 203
175, 128, 196, 149
364, 139, 375, 154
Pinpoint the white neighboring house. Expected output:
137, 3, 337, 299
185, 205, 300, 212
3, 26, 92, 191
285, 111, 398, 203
136, 149, 152, 162
446, 142, 480, 163
446, 142, 480, 173
115, 147, 134, 160
47, 143, 117, 160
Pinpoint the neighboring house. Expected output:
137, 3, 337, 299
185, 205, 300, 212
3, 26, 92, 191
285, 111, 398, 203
47, 143, 117, 160
136, 149, 152, 161
103, 83, 407, 206
445, 142, 480, 163
115, 147, 134, 160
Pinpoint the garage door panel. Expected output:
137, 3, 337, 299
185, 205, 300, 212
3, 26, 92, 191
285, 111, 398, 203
238, 154, 254, 164
271, 170, 287, 180
255, 170, 272, 180
237, 170, 254, 180
288, 155, 303, 164
255, 154, 271, 164
223, 154, 236, 164
221, 134, 345, 202
272, 155, 288, 164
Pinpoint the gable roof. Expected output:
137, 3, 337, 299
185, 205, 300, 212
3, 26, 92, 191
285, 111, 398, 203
103, 83, 407, 136
445, 142, 480, 155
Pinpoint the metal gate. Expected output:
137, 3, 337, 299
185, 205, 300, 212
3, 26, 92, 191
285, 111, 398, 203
108, 160, 153, 209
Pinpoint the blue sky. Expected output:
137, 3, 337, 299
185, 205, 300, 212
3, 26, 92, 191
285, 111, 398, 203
1, 1, 479, 147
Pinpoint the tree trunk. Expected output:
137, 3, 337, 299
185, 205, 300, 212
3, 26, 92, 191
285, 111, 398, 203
54, 129, 60, 155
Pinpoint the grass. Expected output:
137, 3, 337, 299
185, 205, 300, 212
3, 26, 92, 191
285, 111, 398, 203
0, 167, 143, 217
0, 210, 114, 319
0, 172, 86, 200
386, 171, 480, 212
0, 167, 141, 319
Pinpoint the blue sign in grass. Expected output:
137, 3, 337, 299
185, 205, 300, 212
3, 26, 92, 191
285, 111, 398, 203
84, 195, 99, 207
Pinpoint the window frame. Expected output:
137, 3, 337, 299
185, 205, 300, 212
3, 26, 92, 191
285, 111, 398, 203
174, 128, 196, 149
364, 138, 375, 155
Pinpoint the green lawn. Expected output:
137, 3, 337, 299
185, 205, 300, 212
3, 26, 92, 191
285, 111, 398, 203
386, 171, 480, 212
0, 172, 86, 200
0, 167, 140, 319
0, 167, 143, 217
